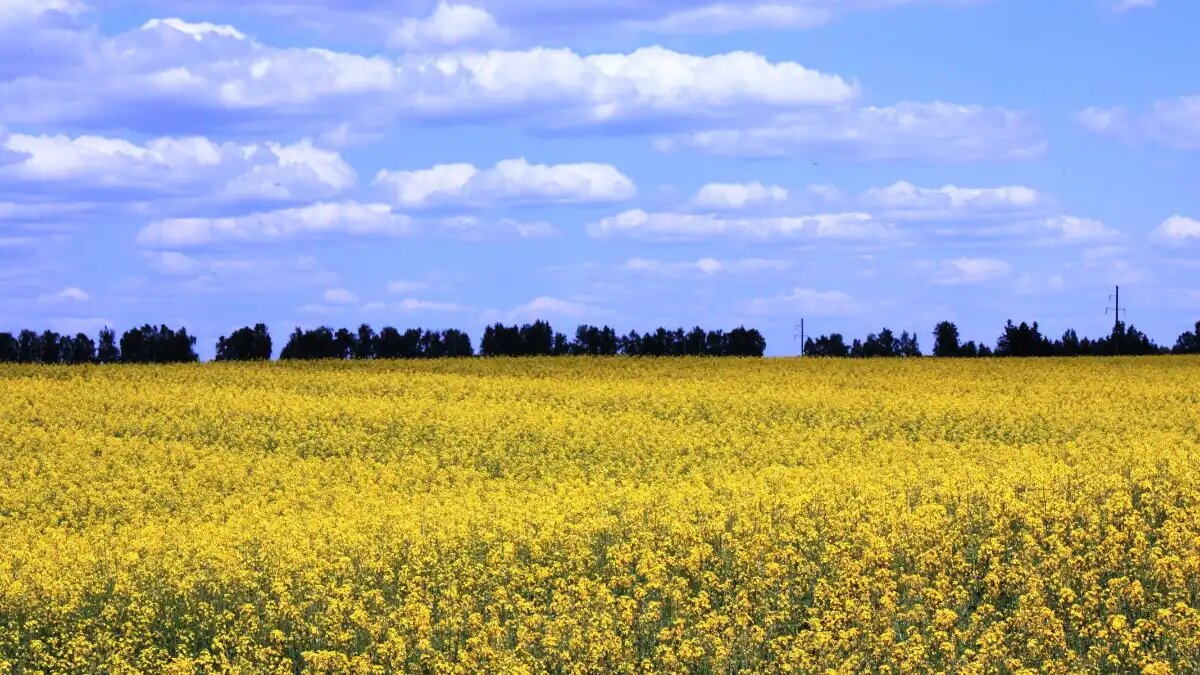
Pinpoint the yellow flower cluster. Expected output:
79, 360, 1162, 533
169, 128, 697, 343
1, 357, 1199, 673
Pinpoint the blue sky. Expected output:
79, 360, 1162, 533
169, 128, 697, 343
2, 0, 1198, 357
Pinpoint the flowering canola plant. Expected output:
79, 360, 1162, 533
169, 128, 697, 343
1, 357, 1199, 673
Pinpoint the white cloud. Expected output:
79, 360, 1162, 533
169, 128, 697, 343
1015, 272, 1067, 296
623, 257, 790, 277
0, 235, 37, 247
387, 280, 431, 294
143, 251, 205, 275
950, 213, 1118, 246
322, 288, 359, 304
396, 298, 470, 312
633, 4, 833, 33
1, 132, 355, 200
138, 0, 987, 40
46, 316, 114, 336
0, 19, 858, 134
389, 2, 504, 50
483, 296, 603, 323
1079, 97, 1200, 149
0, 0, 89, 82
862, 181, 1044, 220
1077, 106, 1128, 134
297, 303, 344, 316
39, 286, 91, 303
0, 0, 84, 24
436, 215, 556, 240
657, 102, 1044, 162
141, 17, 247, 41
1146, 97, 1200, 149
746, 288, 860, 316
0, 200, 82, 220
588, 209, 890, 241
932, 257, 1012, 285
1109, 0, 1155, 12
1040, 215, 1119, 244
1153, 215, 1200, 244
374, 158, 635, 208
136, 202, 411, 247
691, 182, 788, 210
141, 251, 339, 288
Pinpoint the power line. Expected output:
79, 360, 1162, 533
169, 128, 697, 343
1106, 285, 1126, 355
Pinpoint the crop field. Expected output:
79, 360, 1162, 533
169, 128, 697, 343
1, 358, 1199, 673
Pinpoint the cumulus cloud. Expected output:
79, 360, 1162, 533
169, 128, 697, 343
0, 18, 858, 134
691, 182, 788, 210
932, 258, 1012, 285
374, 158, 635, 208
0, 0, 85, 26
39, 286, 91, 302
1, 132, 355, 200
136, 202, 411, 247
945, 213, 1123, 246
861, 181, 1044, 220
588, 209, 890, 241
657, 102, 1045, 162
141, 252, 340, 291
322, 288, 359, 304
1077, 106, 1129, 134
746, 288, 861, 316
1079, 97, 1200, 150
482, 295, 604, 323
1153, 215, 1200, 244
0, 0, 89, 82
1039, 215, 1119, 244
388, 2, 504, 50
435, 215, 556, 240
622, 257, 791, 277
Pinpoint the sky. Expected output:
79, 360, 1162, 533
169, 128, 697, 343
1, 0, 1198, 357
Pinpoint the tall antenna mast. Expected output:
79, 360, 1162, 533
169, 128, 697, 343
1106, 285, 1126, 355
794, 320, 805, 357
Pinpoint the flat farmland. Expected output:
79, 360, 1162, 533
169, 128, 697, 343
1, 358, 1198, 673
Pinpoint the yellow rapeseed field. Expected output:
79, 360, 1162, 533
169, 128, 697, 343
1, 357, 1199, 673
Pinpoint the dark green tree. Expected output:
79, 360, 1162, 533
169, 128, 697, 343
65, 333, 96, 364
0, 332, 16, 362
995, 320, 1053, 357
97, 327, 120, 363
355, 324, 376, 359
726, 327, 766, 357
932, 321, 961, 358
280, 326, 338, 360
1174, 321, 1200, 354
17, 330, 41, 363
216, 324, 273, 361
804, 333, 850, 357
442, 329, 474, 357
39, 330, 63, 363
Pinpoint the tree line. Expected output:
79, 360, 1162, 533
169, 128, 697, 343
3, 319, 1199, 364
278, 322, 766, 359
805, 320, 1200, 358
0, 321, 766, 363
0, 325, 197, 364
480, 322, 767, 357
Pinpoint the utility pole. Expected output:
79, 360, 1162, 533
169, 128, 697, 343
794, 320, 805, 357
1106, 285, 1126, 355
